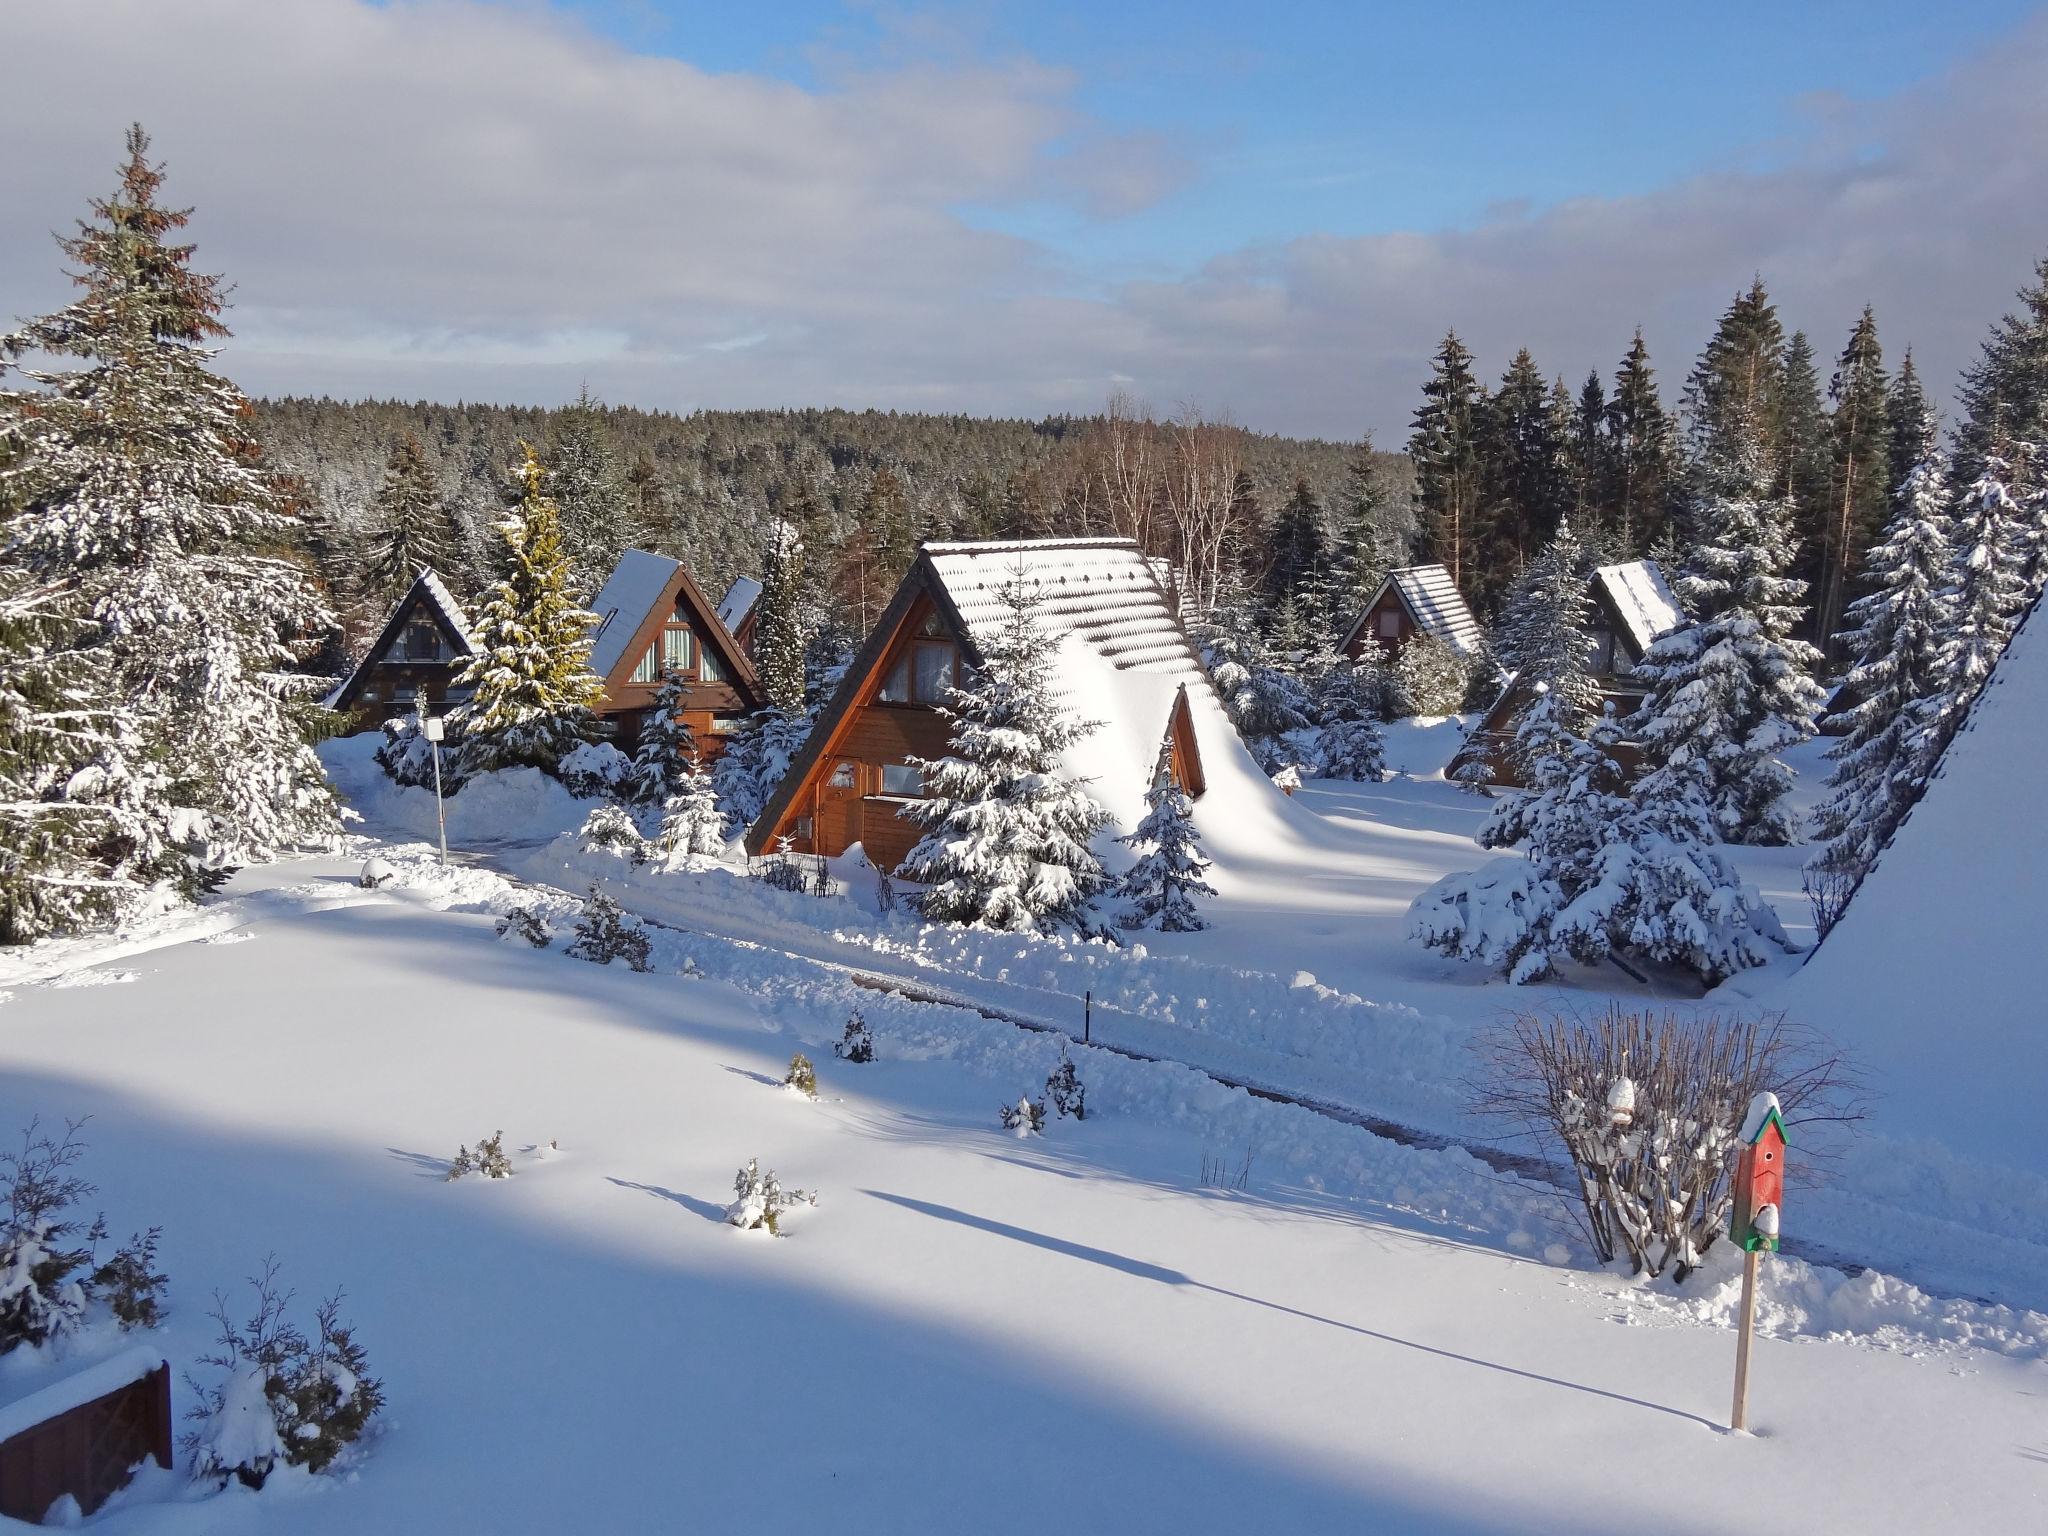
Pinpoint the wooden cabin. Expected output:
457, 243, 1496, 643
746, 538, 1217, 873
585, 550, 764, 757
1338, 564, 1484, 661
325, 569, 478, 729
717, 576, 763, 658
1446, 559, 1686, 788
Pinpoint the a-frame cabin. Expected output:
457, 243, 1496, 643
1446, 559, 1685, 788
585, 550, 765, 757
1338, 563, 1484, 661
325, 569, 478, 728
746, 538, 1215, 873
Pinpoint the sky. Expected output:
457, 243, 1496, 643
4, 0, 2047, 440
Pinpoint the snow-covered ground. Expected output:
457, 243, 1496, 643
0, 849, 2041, 1533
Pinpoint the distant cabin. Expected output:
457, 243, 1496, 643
1338, 564, 1483, 660
325, 570, 478, 727
717, 576, 763, 657
1446, 559, 1686, 788
746, 537, 1239, 874
586, 550, 764, 758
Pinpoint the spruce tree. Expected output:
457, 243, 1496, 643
1474, 349, 1568, 610
1776, 330, 1833, 590
1810, 422, 1953, 879
0, 125, 338, 887
1919, 451, 2032, 759
1409, 332, 1483, 591
1628, 450, 1826, 845
1261, 477, 1332, 647
1952, 254, 2048, 490
546, 388, 632, 600
1606, 330, 1675, 556
1116, 778, 1216, 932
360, 432, 458, 605
1490, 519, 1601, 739
1330, 433, 1407, 624
1817, 308, 1890, 652
898, 575, 1108, 931
628, 668, 697, 806
1683, 280, 1786, 496
711, 706, 810, 836
450, 444, 602, 776
1885, 350, 1932, 509
752, 504, 809, 712
1310, 655, 1388, 781
1568, 369, 1611, 529
655, 753, 727, 866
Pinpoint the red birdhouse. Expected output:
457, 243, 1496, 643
1730, 1093, 1788, 1253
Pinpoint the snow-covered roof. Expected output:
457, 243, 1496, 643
1591, 560, 1684, 659
323, 567, 476, 710
587, 550, 683, 681
1771, 595, 2047, 1174
1385, 565, 1483, 655
717, 576, 763, 634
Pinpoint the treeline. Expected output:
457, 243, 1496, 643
256, 391, 1411, 657
1409, 284, 1929, 651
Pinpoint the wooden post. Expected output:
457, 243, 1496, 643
1730, 1246, 1760, 1432
1083, 990, 1091, 1045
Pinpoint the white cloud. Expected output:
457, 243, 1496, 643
4, 0, 2044, 439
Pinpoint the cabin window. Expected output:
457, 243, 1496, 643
1376, 609, 1402, 639
1586, 628, 1618, 675
880, 763, 924, 797
701, 647, 724, 683
828, 761, 856, 789
881, 639, 957, 704
401, 620, 444, 661
631, 625, 697, 684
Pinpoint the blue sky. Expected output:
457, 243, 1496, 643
10, 0, 2048, 434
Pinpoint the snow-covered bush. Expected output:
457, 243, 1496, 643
495, 905, 552, 948
783, 1052, 817, 1099
999, 1097, 1046, 1137
1, 1119, 165, 1354
626, 670, 699, 806
187, 1260, 384, 1486
1045, 1049, 1085, 1121
724, 1159, 815, 1235
1117, 779, 1215, 933
755, 840, 809, 894
373, 712, 464, 793
1472, 1007, 1856, 1281
447, 1131, 513, 1181
576, 801, 647, 863
565, 888, 652, 972
557, 741, 632, 801
652, 757, 726, 868
1387, 634, 1470, 718
357, 855, 396, 889
832, 1011, 875, 1064
1311, 657, 1388, 782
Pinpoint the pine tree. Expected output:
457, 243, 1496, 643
1474, 350, 1568, 610
1310, 655, 1387, 781
1409, 332, 1483, 591
450, 444, 602, 777
1817, 308, 1890, 652
1261, 477, 1332, 647
1777, 331, 1833, 593
0, 125, 338, 892
1952, 254, 2048, 490
360, 432, 458, 606
1489, 519, 1601, 738
1330, 434, 1407, 625
711, 705, 810, 835
1606, 330, 1675, 556
1919, 452, 2032, 758
655, 753, 727, 866
1116, 777, 1215, 932
628, 668, 697, 805
1810, 424, 1953, 879
1628, 465, 1826, 845
1886, 350, 1932, 509
1684, 280, 1786, 500
546, 388, 633, 600
1568, 370, 1611, 529
752, 501, 809, 711
898, 575, 1108, 931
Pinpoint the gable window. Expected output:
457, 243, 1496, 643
631, 622, 698, 683
1376, 609, 1403, 639
401, 620, 444, 661
881, 639, 958, 704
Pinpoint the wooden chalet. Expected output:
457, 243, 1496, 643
745, 538, 1226, 873
585, 550, 764, 756
1446, 559, 1686, 788
716, 576, 763, 658
325, 569, 478, 728
1338, 564, 1484, 660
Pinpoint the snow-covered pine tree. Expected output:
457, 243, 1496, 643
898, 574, 1108, 931
1388, 632, 1471, 719
1629, 446, 1825, 845
449, 444, 602, 778
1809, 412, 1955, 879
751, 515, 808, 712
545, 388, 633, 600
1310, 653, 1387, 780
1116, 774, 1216, 932
0, 125, 339, 889
1489, 519, 1601, 753
627, 668, 696, 806
359, 432, 457, 607
654, 752, 726, 867
711, 705, 810, 835
1917, 449, 2034, 761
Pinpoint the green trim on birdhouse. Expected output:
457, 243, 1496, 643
1744, 1104, 1789, 1148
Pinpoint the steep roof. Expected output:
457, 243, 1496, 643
587, 550, 685, 681
717, 576, 763, 634
749, 537, 1306, 865
1771, 594, 2047, 1172
1341, 564, 1483, 655
1591, 560, 1684, 660
323, 568, 476, 710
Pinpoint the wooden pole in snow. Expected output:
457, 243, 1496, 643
1730, 1246, 1759, 1432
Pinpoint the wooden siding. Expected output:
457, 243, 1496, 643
0, 1361, 172, 1521
1342, 589, 1416, 659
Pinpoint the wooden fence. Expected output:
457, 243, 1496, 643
0, 1354, 172, 1522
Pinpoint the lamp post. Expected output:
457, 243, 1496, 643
423, 712, 449, 866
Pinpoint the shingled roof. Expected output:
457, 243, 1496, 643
1590, 560, 1685, 662
1339, 564, 1483, 656
323, 568, 476, 711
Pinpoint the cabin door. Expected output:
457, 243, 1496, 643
816, 758, 863, 856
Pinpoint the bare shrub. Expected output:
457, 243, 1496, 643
1199, 1147, 1254, 1190
1802, 858, 1858, 942
1473, 1006, 1858, 1281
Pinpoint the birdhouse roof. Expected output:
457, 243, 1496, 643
1738, 1091, 1788, 1146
